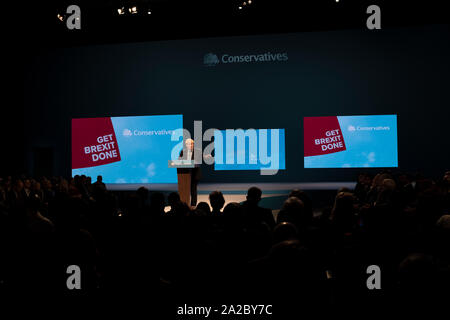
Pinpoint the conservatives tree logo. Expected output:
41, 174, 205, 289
203, 53, 220, 67
123, 128, 132, 137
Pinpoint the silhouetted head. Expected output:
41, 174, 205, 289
24, 179, 31, 190
223, 202, 241, 215
68, 185, 82, 198
196, 202, 211, 215
337, 187, 352, 194
436, 214, 450, 230
288, 189, 313, 217
42, 179, 52, 190
281, 196, 304, 212
168, 192, 181, 207
358, 173, 373, 185
372, 172, 392, 190
443, 171, 450, 183
273, 222, 299, 244
223, 202, 243, 226
32, 181, 41, 191
330, 192, 356, 231
269, 239, 304, 264
13, 179, 24, 192
247, 187, 262, 205
137, 186, 149, 201
382, 178, 396, 191
289, 189, 304, 199
435, 215, 450, 260
97, 175, 103, 183
278, 197, 311, 229
398, 173, 411, 187
209, 191, 225, 212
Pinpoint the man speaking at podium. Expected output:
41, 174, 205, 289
179, 138, 202, 206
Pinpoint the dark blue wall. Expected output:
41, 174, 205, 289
23, 25, 450, 182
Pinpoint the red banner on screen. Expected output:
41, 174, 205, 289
304, 116, 346, 157
72, 117, 121, 169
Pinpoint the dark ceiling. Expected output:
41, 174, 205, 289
6, 0, 449, 47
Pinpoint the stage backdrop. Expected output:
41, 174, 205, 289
23, 24, 450, 182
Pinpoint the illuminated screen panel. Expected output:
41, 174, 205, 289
71, 114, 182, 183
304, 115, 398, 168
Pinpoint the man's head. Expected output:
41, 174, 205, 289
247, 186, 262, 205
168, 192, 181, 207
382, 178, 396, 191
43, 179, 52, 190
209, 191, 225, 212
444, 171, 450, 183
185, 138, 194, 151
14, 179, 24, 192
32, 181, 41, 191
24, 179, 31, 190
278, 197, 311, 229
97, 175, 103, 183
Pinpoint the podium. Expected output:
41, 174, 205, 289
168, 160, 195, 206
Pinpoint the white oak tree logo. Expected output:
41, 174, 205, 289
123, 128, 133, 137
203, 53, 220, 67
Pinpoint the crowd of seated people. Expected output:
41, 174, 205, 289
0, 171, 449, 308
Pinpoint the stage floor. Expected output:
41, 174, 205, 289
108, 182, 356, 212
197, 182, 356, 211
107, 182, 356, 192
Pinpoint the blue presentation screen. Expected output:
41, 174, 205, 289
71, 114, 183, 184
304, 115, 398, 168
214, 129, 286, 171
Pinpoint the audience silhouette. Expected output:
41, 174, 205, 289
0, 170, 449, 308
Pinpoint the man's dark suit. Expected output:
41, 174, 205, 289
178, 148, 202, 206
